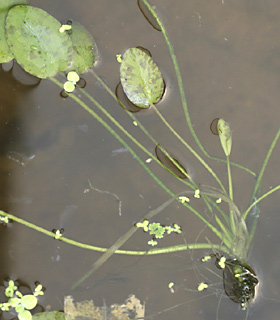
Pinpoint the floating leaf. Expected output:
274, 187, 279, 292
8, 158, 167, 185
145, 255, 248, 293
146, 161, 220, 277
120, 48, 164, 108
20, 295, 37, 310
217, 119, 232, 157
0, 0, 28, 63
18, 309, 32, 320
68, 21, 98, 74
5, 5, 74, 78
155, 144, 188, 179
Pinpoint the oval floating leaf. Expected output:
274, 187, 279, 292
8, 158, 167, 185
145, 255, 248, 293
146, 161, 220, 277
5, 5, 74, 78
67, 21, 98, 74
17, 309, 32, 320
0, 0, 28, 63
20, 294, 37, 310
120, 48, 164, 108
217, 119, 232, 157
155, 144, 188, 179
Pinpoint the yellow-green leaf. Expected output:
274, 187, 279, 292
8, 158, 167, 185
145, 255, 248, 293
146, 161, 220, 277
0, 0, 29, 63
5, 5, 74, 78
68, 21, 98, 74
120, 48, 164, 108
217, 119, 232, 157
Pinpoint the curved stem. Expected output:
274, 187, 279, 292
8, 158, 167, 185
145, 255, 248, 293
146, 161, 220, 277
152, 104, 227, 194
140, 0, 256, 177
79, 74, 194, 188
50, 77, 226, 242
244, 185, 280, 249
0, 210, 229, 257
250, 127, 280, 203
89, 57, 231, 232
243, 185, 280, 221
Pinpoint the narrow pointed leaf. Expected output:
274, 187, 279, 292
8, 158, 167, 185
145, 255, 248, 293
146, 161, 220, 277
120, 48, 164, 108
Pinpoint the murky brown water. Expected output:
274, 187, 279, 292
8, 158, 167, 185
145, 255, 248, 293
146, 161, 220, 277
1, 0, 280, 319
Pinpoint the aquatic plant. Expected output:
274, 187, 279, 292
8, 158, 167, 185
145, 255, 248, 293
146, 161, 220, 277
0, 280, 44, 320
0, 0, 280, 318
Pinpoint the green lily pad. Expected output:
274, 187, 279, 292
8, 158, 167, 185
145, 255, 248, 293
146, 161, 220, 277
120, 48, 164, 108
68, 21, 98, 74
0, 0, 28, 63
5, 5, 74, 78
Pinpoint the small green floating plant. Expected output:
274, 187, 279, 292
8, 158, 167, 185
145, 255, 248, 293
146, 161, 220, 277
1, 0, 280, 318
0, 280, 44, 320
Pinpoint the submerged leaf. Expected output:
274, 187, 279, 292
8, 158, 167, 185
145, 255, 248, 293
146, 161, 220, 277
0, 0, 28, 63
5, 5, 74, 78
68, 21, 98, 74
120, 48, 164, 108
217, 119, 232, 157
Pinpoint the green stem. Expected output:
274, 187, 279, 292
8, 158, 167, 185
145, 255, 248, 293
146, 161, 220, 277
49, 77, 225, 244
89, 49, 231, 234
243, 185, 280, 221
250, 127, 280, 203
72, 194, 182, 288
49, 77, 172, 196
226, 155, 237, 236
152, 104, 227, 195
81, 74, 195, 187
227, 156, 233, 201
244, 185, 280, 249
140, 0, 256, 177
0, 210, 229, 257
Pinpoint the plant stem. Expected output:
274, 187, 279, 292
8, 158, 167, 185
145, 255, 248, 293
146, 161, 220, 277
0, 210, 229, 257
152, 104, 227, 195
243, 184, 280, 249
243, 185, 280, 221
227, 155, 233, 201
50, 77, 226, 242
250, 127, 280, 203
72, 194, 183, 288
81, 74, 195, 187
140, 0, 256, 177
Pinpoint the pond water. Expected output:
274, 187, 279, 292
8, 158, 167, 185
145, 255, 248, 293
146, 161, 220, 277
1, 0, 280, 319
